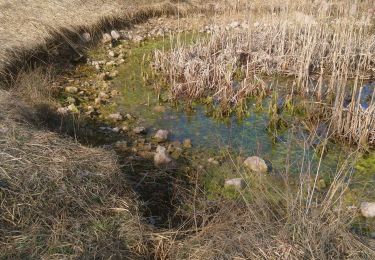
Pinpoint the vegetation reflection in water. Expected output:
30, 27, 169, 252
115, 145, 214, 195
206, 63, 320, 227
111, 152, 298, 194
109, 34, 359, 180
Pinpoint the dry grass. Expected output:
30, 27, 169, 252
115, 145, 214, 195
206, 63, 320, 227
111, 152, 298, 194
1, 0, 375, 259
0, 89, 153, 259
153, 0, 375, 147
155, 153, 375, 259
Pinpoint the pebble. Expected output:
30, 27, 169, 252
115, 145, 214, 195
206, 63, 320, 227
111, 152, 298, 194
360, 202, 375, 218
224, 178, 246, 190
67, 104, 79, 113
57, 107, 69, 115
102, 33, 112, 44
154, 129, 169, 142
111, 30, 121, 40
82, 32, 91, 42
183, 139, 192, 148
107, 113, 123, 121
208, 158, 219, 165
154, 146, 172, 166
65, 86, 78, 94
108, 51, 116, 57
115, 141, 128, 150
133, 126, 147, 134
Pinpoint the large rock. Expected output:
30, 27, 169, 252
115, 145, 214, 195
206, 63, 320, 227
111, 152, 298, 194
154, 130, 169, 142
224, 178, 246, 190
360, 202, 375, 218
244, 156, 268, 173
154, 146, 172, 166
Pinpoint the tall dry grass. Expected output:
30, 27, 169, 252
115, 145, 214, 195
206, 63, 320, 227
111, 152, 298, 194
153, 0, 375, 147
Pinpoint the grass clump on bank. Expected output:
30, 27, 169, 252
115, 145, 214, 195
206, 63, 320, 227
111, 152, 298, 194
0, 90, 152, 259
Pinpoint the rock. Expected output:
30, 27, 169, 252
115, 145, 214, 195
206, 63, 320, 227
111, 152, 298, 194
67, 104, 79, 113
57, 107, 69, 115
66, 97, 76, 104
65, 86, 78, 94
0, 125, 9, 134
110, 30, 121, 40
208, 158, 219, 165
154, 129, 169, 142
133, 126, 147, 134
183, 139, 192, 148
121, 125, 129, 132
154, 146, 172, 166
99, 72, 110, 81
360, 202, 375, 218
105, 61, 116, 67
109, 70, 119, 78
94, 97, 102, 105
111, 90, 119, 97
82, 32, 91, 42
112, 127, 120, 133
102, 33, 112, 44
98, 92, 110, 99
224, 178, 246, 190
107, 113, 123, 121
125, 114, 134, 120
108, 51, 116, 58
230, 21, 240, 28
244, 156, 268, 173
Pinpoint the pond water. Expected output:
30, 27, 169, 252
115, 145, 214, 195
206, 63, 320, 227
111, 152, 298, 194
110, 35, 356, 178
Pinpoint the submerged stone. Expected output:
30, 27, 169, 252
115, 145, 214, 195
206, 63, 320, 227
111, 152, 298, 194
154, 129, 169, 142
183, 139, 192, 148
244, 156, 268, 173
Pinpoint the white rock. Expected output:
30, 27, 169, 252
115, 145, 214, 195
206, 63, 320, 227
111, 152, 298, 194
110, 30, 121, 40
208, 158, 219, 165
154, 130, 169, 142
108, 51, 116, 57
67, 104, 78, 113
57, 107, 69, 115
230, 21, 240, 28
107, 113, 123, 121
102, 33, 112, 44
224, 178, 246, 189
82, 32, 91, 42
360, 202, 375, 218
244, 156, 268, 173
112, 127, 120, 133
65, 86, 78, 94
133, 126, 146, 134
154, 146, 172, 166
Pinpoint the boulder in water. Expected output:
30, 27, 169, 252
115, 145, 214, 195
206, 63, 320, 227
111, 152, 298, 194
244, 156, 268, 173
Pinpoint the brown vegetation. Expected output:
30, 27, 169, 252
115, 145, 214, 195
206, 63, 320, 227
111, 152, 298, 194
1, 0, 375, 259
153, 0, 375, 147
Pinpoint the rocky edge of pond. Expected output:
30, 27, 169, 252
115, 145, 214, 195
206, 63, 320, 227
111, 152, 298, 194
56, 27, 375, 223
